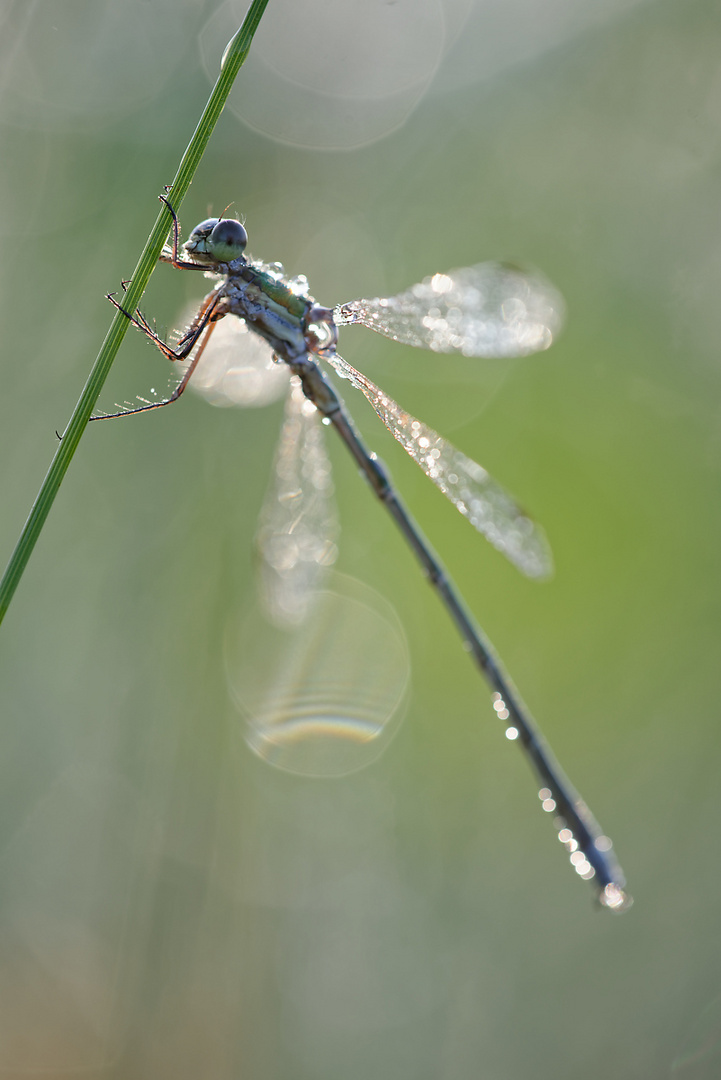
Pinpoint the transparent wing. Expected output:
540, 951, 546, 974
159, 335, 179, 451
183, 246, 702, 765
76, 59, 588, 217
255, 377, 339, 628
334, 262, 564, 358
177, 306, 289, 408
179, 309, 339, 624
321, 351, 552, 580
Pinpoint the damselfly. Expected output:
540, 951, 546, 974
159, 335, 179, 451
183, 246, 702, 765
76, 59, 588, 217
97, 197, 630, 910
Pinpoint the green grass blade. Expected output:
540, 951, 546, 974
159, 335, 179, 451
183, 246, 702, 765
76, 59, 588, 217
0, 0, 270, 627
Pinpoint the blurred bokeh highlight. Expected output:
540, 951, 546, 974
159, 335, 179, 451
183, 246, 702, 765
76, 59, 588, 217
1, 0, 720, 1076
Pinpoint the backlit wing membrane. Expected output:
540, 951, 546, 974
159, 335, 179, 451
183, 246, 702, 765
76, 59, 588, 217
181, 307, 289, 408
322, 350, 552, 580
183, 319, 339, 626
255, 378, 339, 628
334, 262, 564, 358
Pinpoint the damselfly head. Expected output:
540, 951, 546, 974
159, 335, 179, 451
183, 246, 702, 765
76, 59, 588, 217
184, 217, 248, 265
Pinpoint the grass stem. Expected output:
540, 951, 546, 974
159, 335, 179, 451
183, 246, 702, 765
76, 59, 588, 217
0, 0, 270, 626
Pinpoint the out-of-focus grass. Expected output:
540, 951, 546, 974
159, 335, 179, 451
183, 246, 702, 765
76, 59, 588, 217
0, 1, 720, 1078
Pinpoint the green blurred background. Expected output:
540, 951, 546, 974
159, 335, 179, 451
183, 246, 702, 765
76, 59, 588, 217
1, 0, 720, 1075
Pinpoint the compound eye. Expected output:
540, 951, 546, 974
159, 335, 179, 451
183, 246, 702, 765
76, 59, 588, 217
187, 218, 218, 244
183, 218, 219, 260
208, 219, 247, 262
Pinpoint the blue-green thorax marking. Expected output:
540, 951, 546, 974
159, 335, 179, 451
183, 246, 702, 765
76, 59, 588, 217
221, 261, 315, 362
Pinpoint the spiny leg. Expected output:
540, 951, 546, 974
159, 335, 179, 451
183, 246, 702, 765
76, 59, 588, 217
115, 285, 225, 363
92, 298, 224, 420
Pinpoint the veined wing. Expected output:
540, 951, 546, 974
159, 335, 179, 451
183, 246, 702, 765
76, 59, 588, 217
334, 263, 564, 359
255, 378, 339, 628
182, 312, 338, 626
321, 351, 552, 580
